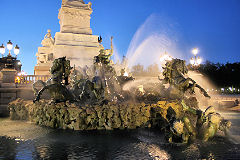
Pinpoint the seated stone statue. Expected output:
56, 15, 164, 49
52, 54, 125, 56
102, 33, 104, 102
41, 30, 54, 47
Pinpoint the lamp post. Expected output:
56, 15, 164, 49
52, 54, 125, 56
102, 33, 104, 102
0, 40, 20, 58
190, 48, 202, 69
0, 40, 21, 72
0, 44, 5, 57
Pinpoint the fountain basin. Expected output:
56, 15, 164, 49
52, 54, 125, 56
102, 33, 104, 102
8, 99, 182, 131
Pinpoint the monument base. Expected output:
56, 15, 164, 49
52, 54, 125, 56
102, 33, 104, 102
0, 68, 16, 83
34, 65, 51, 75
54, 32, 103, 67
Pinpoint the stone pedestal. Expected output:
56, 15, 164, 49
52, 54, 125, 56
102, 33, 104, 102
0, 68, 16, 83
54, 0, 102, 67
54, 32, 103, 67
59, 0, 93, 34
0, 68, 17, 116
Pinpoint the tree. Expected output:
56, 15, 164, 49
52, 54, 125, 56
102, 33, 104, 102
146, 63, 160, 76
131, 64, 144, 76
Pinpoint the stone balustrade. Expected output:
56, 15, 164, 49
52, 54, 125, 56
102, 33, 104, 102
0, 68, 50, 116
15, 75, 50, 84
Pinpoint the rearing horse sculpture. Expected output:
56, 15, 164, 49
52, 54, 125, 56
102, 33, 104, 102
161, 58, 210, 98
33, 57, 74, 103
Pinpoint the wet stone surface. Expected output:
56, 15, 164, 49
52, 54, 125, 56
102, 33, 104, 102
3, 99, 240, 159
1, 112, 240, 160
0, 120, 240, 159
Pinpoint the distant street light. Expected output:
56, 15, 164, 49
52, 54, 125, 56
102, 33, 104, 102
192, 48, 199, 56
160, 51, 172, 62
190, 48, 202, 69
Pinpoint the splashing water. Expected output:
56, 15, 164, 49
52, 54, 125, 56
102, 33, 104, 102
188, 71, 217, 108
126, 14, 184, 70
123, 14, 222, 108
112, 42, 121, 64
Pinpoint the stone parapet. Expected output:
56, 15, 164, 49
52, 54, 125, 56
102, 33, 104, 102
8, 99, 183, 131
0, 69, 16, 83
59, 1, 93, 34
54, 32, 100, 46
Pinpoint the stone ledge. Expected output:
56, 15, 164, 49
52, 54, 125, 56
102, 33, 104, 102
8, 99, 183, 131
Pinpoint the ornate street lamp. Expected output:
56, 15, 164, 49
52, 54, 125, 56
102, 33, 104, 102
7, 40, 13, 56
1, 40, 20, 57
0, 40, 21, 72
190, 48, 202, 69
14, 45, 20, 57
0, 44, 5, 57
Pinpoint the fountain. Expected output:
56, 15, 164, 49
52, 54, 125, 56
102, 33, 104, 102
2, 28, 240, 160
8, 51, 232, 145
1, 1, 240, 159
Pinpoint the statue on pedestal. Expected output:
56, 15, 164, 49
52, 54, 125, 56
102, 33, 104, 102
41, 30, 54, 47
62, 0, 92, 9
36, 30, 55, 65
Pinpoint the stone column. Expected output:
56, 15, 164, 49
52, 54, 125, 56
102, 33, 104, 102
0, 68, 17, 116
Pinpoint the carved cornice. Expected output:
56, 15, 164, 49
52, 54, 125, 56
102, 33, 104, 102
62, 0, 92, 10
59, 7, 92, 20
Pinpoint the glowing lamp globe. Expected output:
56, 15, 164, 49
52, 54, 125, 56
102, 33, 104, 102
192, 48, 198, 56
0, 44, 5, 55
14, 45, 20, 55
197, 57, 202, 65
7, 40, 13, 50
190, 58, 195, 65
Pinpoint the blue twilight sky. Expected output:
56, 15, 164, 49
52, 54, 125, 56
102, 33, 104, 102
0, 0, 240, 74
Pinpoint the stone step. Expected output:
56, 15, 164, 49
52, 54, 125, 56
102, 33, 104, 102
0, 83, 16, 88
0, 93, 17, 98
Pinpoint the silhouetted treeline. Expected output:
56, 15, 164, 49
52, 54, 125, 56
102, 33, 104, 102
131, 63, 160, 76
197, 61, 240, 88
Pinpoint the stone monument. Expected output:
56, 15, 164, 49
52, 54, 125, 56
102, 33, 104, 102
34, 0, 103, 75
34, 30, 54, 75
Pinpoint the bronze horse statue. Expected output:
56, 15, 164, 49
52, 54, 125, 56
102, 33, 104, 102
161, 58, 210, 99
33, 57, 74, 103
